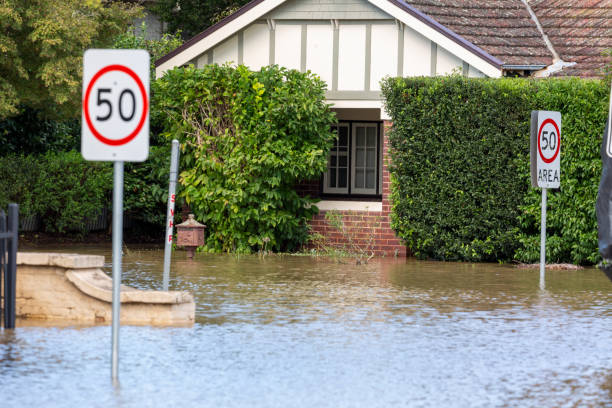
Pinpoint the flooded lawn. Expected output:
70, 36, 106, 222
1, 245, 611, 407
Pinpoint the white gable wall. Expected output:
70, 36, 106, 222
158, 0, 503, 97
267, 0, 390, 20
213, 36, 239, 65
370, 23, 397, 91
275, 24, 301, 70
338, 24, 366, 91
403, 25, 430, 76
243, 23, 270, 70
306, 24, 334, 85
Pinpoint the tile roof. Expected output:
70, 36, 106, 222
401, 0, 553, 67
529, 0, 612, 77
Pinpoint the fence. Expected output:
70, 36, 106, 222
1, 204, 18, 329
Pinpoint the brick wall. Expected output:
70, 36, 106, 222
306, 120, 407, 257
295, 178, 321, 198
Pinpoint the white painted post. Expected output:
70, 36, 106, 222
111, 161, 124, 383
162, 140, 180, 291
540, 188, 547, 290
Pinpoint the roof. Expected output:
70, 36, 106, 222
155, 0, 612, 78
401, 0, 553, 67
529, 0, 612, 77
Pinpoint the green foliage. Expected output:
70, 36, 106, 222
0, 146, 177, 234
149, 0, 250, 39
155, 64, 336, 253
0, 0, 142, 119
113, 23, 183, 79
124, 145, 175, 227
0, 151, 111, 233
382, 76, 609, 264
0, 154, 44, 216
515, 79, 609, 264
35, 151, 111, 233
0, 107, 79, 155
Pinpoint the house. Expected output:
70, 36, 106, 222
155, 0, 611, 256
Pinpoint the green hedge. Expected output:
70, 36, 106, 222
381, 76, 609, 264
0, 148, 175, 235
155, 64, 336, 253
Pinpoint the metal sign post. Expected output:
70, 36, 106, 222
81, 49, 150, 383
530, 110, 561, 290
163, 140, 180, 291
111, 161, 124, 382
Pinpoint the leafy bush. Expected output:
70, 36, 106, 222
124, 144, 175, 227
382, 76, 609, 264
0, 154, 44, 216
516, 79, 609, 264
36, 151, 112, 234
155, 64, 336, 253
0, 108, 79, 155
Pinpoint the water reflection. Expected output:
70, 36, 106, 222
0, 246, 610, 407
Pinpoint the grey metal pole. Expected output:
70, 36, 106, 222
111, 161, 124, 382
539, 187, 547, 290
163, 140, 180, 291
6, 203, 18, 329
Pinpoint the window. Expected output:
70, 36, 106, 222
323, 122, 381, 196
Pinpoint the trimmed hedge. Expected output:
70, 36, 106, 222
382, 76, 609, 264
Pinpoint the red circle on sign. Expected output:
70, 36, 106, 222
83, 64, 148, 146
537, 118, 560, 164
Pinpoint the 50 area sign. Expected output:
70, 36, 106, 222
82, 49, 149, 162
531, 110, 561, 188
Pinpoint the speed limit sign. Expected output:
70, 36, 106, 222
82, 49, 149, 162
530, 110, 561, 188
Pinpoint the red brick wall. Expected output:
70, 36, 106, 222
295, 178, 321, 198
307, 120, 407, 257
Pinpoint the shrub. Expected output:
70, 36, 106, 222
0, 108, 79, 156
36, 151, 112, 234
0, 154, 44, 216
124, 144, 175, 227
516, 79, 609, 264
155, 64, 336, 253
382, 76, 609, 264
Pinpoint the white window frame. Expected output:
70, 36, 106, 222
323, 123, 350, 194
350, 122, 379, 195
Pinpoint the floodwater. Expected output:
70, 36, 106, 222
1, 245, 611, 408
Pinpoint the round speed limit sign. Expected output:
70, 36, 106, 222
537, 118, 561, 164
530, 110, 561, 188
81, 49, 150, 162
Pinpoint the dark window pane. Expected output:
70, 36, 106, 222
356, 127, 365, 146
367, 148, 376, 167
355, 168, 364, 188
330, 155, 337, 167
339, 127, 348, 147
366, 169, 375, 189
356, 148, 365, 167
339, 168, 347, 188
329, 169, 336, 188
339, 155, 347, 167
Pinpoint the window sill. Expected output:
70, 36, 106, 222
314, 200, 382, 212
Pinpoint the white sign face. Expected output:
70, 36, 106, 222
82, 49, 150, 162
607, 82, 612, 158
530, 110, 561, 188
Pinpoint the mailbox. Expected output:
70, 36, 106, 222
176, 214, 206, 259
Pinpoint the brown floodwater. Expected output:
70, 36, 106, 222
1, 244, 611, 407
